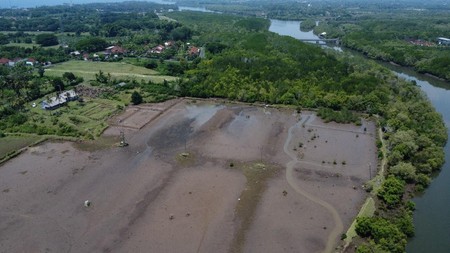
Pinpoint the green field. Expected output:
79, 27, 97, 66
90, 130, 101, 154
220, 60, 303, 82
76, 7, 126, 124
3, 42, 60, 49
6, 42, 37, 49
343, 197, 376, 245
0, 135, 41, 160
44, 60, 177, 83
26, 97, 124, 139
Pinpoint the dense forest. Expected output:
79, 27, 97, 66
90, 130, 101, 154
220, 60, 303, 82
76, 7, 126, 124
316, 12, 450, 80
176, 0, 450, 81
0, 1, 448, 252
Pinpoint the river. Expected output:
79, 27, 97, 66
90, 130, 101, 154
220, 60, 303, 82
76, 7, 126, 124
267, 19, 450, 252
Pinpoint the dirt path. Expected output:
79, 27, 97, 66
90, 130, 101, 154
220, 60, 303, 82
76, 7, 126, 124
284, 116, 344, 253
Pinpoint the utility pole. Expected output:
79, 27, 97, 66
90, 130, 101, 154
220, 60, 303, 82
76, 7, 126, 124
119, 130, 128, 147
260, 146, 263, 163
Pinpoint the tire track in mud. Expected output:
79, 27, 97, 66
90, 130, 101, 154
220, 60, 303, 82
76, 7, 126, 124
283, 115, 343, 253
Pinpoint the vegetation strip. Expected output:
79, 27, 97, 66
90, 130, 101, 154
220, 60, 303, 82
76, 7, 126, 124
230, 162, 280, 253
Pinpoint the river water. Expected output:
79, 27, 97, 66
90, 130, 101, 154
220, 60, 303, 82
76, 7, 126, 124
150, 4, 450, 250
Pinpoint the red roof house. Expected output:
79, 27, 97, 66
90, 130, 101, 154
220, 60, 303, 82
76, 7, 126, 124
189, 46, 200, 55
0, 58, 9, 65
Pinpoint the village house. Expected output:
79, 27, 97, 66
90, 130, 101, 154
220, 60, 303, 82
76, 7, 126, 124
437, 37, 450, 46
409, 39, 434, 47
149, 41, 175, 54
150, 45, 165, 54
188, 46, 200, 56
41, 89, 79, 110
0, 57, 9, 65
25, 58, 37, 66
164, 41, 175, 47
104, 45, 126, 55
8, 58, 23, 67
0, 57, 40, 67
70, 50, 81, 56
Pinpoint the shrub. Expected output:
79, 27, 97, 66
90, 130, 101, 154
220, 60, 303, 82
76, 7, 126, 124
131, 91, 143, 105
377, 175, 405, 208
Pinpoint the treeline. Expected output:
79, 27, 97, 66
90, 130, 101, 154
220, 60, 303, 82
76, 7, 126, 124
0, 45, 69, 63
0, 1, 186, 44
178, 31, 386, 118
317, 12, 450, 80
0, 2, 172, 33
354, 74, 446, 252
300, 19, 316, 32
173, 0, 450, 20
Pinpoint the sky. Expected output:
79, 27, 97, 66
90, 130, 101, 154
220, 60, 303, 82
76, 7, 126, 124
0, 0, 173, 9
1, 0, 446, 9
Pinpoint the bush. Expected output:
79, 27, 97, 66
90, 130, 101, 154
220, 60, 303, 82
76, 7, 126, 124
317, 107, 360, 124
8, 113, 28, 127
389, 162, 416, 182
131, 91, 143, 105
356, 216, 407, 253
377, 175, 405, 208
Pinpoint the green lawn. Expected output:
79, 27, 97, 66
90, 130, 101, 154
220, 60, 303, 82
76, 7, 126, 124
44, 60, 177, 83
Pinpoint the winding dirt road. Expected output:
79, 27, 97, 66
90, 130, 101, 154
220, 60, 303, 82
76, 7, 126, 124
283, 115, 344, 253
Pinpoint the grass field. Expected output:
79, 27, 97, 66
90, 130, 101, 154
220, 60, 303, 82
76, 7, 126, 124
44, 60, 177, 83
343, 197, 376, 246
27, 97, 124, 138
2, 42, 60, 49
7, 42, 37, 49
0, 135, 41, 159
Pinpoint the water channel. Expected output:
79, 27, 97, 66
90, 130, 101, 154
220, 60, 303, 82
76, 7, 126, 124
161, 4, 450, 251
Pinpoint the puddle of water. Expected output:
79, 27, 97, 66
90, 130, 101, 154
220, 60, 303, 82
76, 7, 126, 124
185, 104, 224, 129
227, 109, 257, 137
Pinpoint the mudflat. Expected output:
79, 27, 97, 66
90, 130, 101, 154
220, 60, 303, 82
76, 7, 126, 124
0, 99, 377, 253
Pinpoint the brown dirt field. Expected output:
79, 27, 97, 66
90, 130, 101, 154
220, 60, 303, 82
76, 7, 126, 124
0, 100, 377, 253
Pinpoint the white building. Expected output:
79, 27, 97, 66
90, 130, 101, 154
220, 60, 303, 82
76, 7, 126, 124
41, 90, 78, 110
437, 37, 450, 45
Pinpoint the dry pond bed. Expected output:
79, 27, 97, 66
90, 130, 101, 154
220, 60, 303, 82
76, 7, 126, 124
0, 99, 377, 253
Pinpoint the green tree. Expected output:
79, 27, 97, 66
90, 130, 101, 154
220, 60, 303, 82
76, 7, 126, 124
0, 34, 9, 45
377, 175, 405, 208
170, 26, 192, 41
356, 216, 407, 253
131, 91, 143, 105
52, 77, 65, 92
37, 66, 45, 78
62, 72, 77, 84
75, 37, 108, 53
390, 162, 417, 183
35, 34, 58, 46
